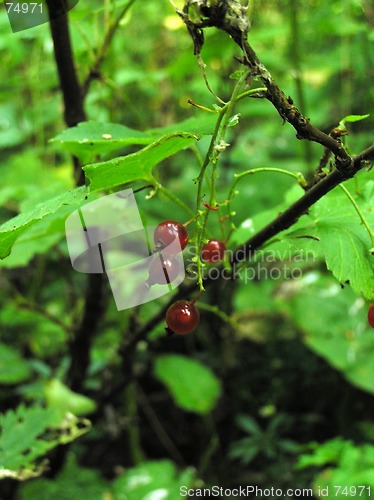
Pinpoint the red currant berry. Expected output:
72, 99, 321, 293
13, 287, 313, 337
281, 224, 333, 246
147, 254, 180, 286
368, 304, 374, 329
154, 220, 188, 255
201, 239, 226, 263
165, 300, 200, 335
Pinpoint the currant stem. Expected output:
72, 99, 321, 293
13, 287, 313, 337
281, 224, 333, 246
236, 87, 267, 102
195, 71, 251, 290
190, 290, 205, 305
226, 167, 307, 237
197, 302, 239, 329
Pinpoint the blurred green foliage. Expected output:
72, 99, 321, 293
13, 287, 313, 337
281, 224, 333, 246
0, 0, 373, 498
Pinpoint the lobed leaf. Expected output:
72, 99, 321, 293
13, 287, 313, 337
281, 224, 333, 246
0, 404, 91, 480
153, 354, 222, 414
0, 187, 88, 260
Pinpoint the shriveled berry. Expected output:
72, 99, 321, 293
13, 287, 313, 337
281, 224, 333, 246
154, 220, 188, 254
201, 239, 226, 263
147, 254, 180, 286
166, 300, 200, 335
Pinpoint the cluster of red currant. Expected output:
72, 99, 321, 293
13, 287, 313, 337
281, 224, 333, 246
146, 220, 188, 287
148, 220, 227, 335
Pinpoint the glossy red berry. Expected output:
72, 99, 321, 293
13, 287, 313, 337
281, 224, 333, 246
154, 220, 188, 255
147, 254, 180, 286
368, 304, 374, 329
201, 239, 226, 263
165, 300, 200, 335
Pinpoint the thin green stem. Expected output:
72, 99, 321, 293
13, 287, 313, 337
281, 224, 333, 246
339, 183, 374, 252
226, 167, 307, 235
197, 302, 239, 329
125, 383, 145, 465
194, 71, 252, 290
235, 86, 267, 102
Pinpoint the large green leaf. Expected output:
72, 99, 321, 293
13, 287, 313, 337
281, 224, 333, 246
297, 438, 374, 499
153, 354, 222, 414
50, 121, 155, 160
44, 379, 97, 416
283, 272, 374, 395
83, 132, 200, 191
233, 177, 374, 301
0, 343, 31, 384
0, 205, 73, 268
308, 180, 374, 300
112, 460, 196, 500
0, 116, 215, 261
0, 187, 88, 260
0, 405, 91, 480
51, 115, 217, 161
281, 178, 374, 301
20, 455, 108, 499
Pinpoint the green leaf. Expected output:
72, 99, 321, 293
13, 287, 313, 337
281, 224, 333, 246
339, 114, 370, 129
44, 379, 97, 416
0, 186, 88, 260
229, 439, 261, 465
83, 133, 200, 191
296, 438, 346, 469
51, 115, 217, 161
265, 178, 374, 300
0, 206, 71, 268
0, 343, 31, 384
297, 439, 374, 498
306, 181, 374, 300
153, 354, 222, 414
20, 454, 108, 499
1, 116, 216, 261
235, 414, 262, 436
283, 272, 374, 395
50, 121, 156, 160
0, 405, 91, 480
112, 460, 195, 500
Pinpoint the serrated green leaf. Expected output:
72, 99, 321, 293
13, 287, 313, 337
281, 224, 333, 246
0, 115, 216, 261
296, 438, 347, 469
19, 454, 107, 498
51, 115, 217, 161
307, 182, 374, 300
83, 133, 199, 191
0, 343, 31, 384
0, 206, 71, 268
0, 187, 88, 260
153, 354, 221, 414
262, 178, 374, 300
0, 405, 91, 479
